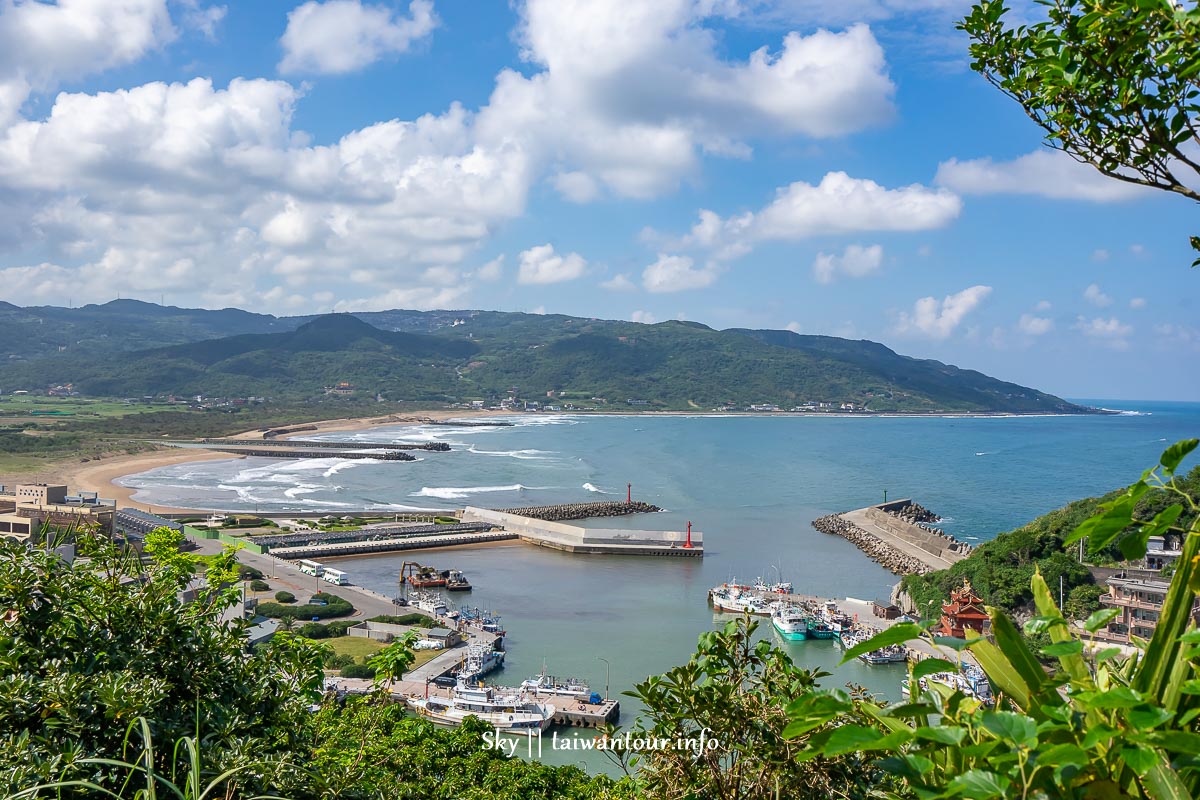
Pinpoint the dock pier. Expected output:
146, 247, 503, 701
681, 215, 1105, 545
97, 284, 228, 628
812, 499, 970, 575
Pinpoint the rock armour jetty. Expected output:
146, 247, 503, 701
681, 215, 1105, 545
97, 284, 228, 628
199, 438, 451, 452
494, 501, 662, 522
813, 499, 972, 575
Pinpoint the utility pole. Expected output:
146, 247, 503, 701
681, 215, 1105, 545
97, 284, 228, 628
598, 656, 610, 701
1060, 575, 1065, 610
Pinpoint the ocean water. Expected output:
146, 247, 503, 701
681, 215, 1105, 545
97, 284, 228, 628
123, 401, 1200, 772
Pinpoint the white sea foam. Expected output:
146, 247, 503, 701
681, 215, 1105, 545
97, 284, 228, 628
283, 484, 322, 499
413, 484, 533, 500
582, 483, 607, 493
975, 452, 988, 456
466, 444, 555, 460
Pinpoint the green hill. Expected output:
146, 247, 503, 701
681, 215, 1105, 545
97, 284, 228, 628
0, 303, 1091, 413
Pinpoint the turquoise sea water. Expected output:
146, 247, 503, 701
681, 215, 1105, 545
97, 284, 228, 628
124, 401, 1200, 772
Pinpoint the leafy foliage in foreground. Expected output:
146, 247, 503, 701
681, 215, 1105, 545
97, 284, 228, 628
623, 616, 879, 800
791, 440, 1200, 799
0, 530, 325, 795
961, 0, 1200, 263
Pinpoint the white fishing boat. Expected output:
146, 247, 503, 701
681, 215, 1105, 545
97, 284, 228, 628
408, 677, 555, 736
771, 604, 809, 640
409, 590, 449, 617
457, 643, 506, 683
520, 668, 591, 698
859, 645, 907, 665
709, 583, 770, 615
753, 577, 794, 594
901, 670, 989, 701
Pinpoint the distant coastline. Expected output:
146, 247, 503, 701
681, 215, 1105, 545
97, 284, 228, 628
13, 404, 1123, 515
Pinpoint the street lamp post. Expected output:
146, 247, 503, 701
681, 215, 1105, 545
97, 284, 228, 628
598, 656, 610, 701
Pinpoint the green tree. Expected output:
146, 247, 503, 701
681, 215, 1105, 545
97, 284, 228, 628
626, 616, 878, 800
0, 528, 324, 795
962, 0, 1200, 259
366, 632, 420, 686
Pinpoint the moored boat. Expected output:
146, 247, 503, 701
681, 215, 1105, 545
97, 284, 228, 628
806, 619, 837, 639
446, 569, 472, 592
771, 604, 809, 640
407, 677, 554, 736
520, 668, 592, 698
709, 583, 771, 616
456, 643, 506, 683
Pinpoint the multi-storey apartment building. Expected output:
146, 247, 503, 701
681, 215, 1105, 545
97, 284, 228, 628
1094, 574, 1200, 645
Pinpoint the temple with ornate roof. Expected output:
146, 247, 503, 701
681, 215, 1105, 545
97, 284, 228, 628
937, 579, 990, 639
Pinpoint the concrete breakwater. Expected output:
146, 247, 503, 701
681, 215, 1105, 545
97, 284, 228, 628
814, 499, 972, 575
195, 446, 415, 461
812, 514, 934, 576
199, 438, 451, 452
494, 501, 662, 522
263, 424, 318, 438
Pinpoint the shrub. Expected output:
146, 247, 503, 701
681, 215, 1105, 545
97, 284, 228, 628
249, 579, 270, 592
237, 564, 264, 580
340, 664, 376, 679
258, 593, 354, 620
324, 653, 355, 670
298, 620, 355, 640
275, 591, 296, 603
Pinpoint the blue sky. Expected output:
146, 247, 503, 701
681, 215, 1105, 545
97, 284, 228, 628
0, 1, 1196, 401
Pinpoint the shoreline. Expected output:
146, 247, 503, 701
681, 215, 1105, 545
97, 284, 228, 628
5, 405, 1122, 515
6, 409, 500, 514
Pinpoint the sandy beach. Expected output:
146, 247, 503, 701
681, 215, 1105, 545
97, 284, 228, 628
2, 408, 499, 514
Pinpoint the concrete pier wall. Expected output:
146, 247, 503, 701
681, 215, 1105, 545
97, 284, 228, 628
461, 507, 702, 557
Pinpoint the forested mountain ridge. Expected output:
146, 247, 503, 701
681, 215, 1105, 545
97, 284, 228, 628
0, 302, 1090, 413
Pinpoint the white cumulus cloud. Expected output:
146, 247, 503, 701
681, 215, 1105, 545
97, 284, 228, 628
812, 243, 883, 284
1075, 316, 1133, 350
935, 149, 1146, 202
893, 285, 992, 340
476, 1, 895, 201
517, 243, 587, 284
0, 78, 531, 310
279, 0, 438, 75
0, 0, 179, 125
1083, 283, 1112, 308
1017, 313, 1053, 336
630, 309, 657, 323
674, 172, 959, 262
600, 273, 636, 291
642, 254, 720, 293
1129, 297, 1147, 309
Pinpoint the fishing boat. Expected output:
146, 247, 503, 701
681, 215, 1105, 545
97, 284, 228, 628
409, 590, 449, 616
753, 577, 794, 595
709, 583, 771, 616
520, 668, 592, 698
446, 569, 472, 592
806, 619, 837, 639
456, 643, 506, 683
901, 669, 990, 702
771, 604, 809, 640
459, 606, 506, 636
859, 645, 907, 665
407, 677, 555, 736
